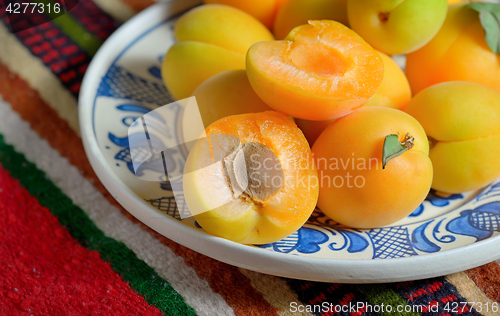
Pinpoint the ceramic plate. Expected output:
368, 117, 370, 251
79, 0, 500, 283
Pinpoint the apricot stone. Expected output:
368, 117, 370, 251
405, 81, 500, 193
162, 5, 273, 100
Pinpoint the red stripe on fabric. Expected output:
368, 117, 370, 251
405, 280, 443, 301
0, 3, 91, 96
0, 165, 162, 316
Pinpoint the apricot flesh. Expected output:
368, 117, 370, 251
406, 4, 500, 95
191, 70, 272, 128
312, 106, 432, 228
296, 50, 411, 145
162, 4, 273, 100
404, 82, 500, 193
246, 20, 384, 121
183, 111, 319, 244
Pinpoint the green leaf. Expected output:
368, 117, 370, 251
382, 134, 409, 169
468, 3, 500, 55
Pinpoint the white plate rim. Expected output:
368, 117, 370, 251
78, 1, 500, 283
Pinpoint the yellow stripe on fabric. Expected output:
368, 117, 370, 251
0, 22, 80, 135
239, 269, 314, 316
447, 272, 497, 316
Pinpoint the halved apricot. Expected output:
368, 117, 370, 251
246, 20, 384, 121
183, 111, 318, 244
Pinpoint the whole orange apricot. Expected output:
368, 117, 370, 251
312, 106, 432, 228
405, 82, 500, 194
183, 111, 318, 244
406, 4, 500, 94
273, 0, 348, 40
296, 50, 411, 145
192, 70, 272, 128
246, 20, 383, 121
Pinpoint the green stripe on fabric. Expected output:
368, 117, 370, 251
37, 0, 103, 56
0, 134, 197, 316
356, 285, 420, 316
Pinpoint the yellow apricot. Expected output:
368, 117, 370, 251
162, 5, 273, 100
406, 4, 500, 94
273, 0, 348, 40
405, 82, 500, 193
203, 0, 285, 29
364, 51, 411, 109
312, 106, 432, 228
347, 0, 448, 55
191, 70, 273, 128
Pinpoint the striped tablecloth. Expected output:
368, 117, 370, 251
0, 1, 500, 315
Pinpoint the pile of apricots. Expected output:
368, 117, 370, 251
162, 0, 500, 244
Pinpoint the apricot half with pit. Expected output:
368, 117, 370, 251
246, 20, 384, 121
183, 111, 318, 244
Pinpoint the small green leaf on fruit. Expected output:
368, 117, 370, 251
468, 3, 500, 55
382, 134, 411, 169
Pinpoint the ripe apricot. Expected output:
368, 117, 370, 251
246, 20, 384, 121
192, 70, 273, 128
203, 0, 286, 29
406, 4, 500, 95
347, 0, 448, 55
404, 82, 500, 194
162, 4, 274, 100
273, 0, 348, 40
296, 50, 411, 145
183, 111, 318, 244
312, 107, 432, 228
